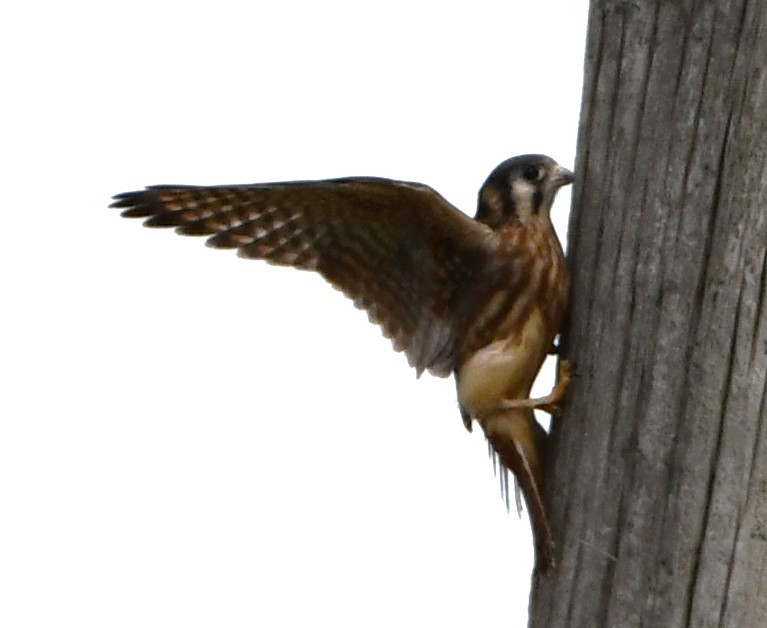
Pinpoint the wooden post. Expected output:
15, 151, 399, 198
530, 2, 767, 626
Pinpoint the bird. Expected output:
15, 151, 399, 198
111, 154, 573, 574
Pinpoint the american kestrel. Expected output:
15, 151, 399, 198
112, 154, 573, 573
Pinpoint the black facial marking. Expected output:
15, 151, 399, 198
476, 181, 515, 226
475, 154, 560, 226
504, 191, 517, 219
523, 164, 540, 182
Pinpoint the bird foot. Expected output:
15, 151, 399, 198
500, 359, 571, 416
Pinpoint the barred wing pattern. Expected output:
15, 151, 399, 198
111, 178, 496, 377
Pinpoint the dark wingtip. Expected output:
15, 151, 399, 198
121, 207, 155, 219
109, 190, 155, 218
143, 213, 183, 228
206, 231, 241, 249
176, 222, 217, 236
110, 186, 194, 217
108, 191, 135, 207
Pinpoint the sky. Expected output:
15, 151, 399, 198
1, 2, 587, 625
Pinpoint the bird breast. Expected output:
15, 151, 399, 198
455, 222, 567, 421
456, 306, 550, 420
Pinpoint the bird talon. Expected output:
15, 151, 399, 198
499, 358, 572, 415
539, 402, 562, 416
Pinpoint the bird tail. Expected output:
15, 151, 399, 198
479, 408, 556, 574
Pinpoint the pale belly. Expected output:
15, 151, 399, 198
456, 307, 550, 420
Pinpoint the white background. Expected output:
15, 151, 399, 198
1, 2, 587, 626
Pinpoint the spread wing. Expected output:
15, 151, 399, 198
111, 177, 496, 377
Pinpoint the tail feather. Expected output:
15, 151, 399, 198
480, 408, 556, 574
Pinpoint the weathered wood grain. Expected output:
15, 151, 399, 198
529, 2, 767, 626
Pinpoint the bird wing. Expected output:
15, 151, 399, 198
111, 177, 497, 377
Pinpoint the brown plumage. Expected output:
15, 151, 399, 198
111, 154, 573, 573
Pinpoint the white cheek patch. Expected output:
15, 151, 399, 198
511, 179, 536, 219
512, 179, 536, 196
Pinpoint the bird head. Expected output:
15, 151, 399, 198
475, 154, 574, 229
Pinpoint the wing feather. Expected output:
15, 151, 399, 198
111, 177, 496, 377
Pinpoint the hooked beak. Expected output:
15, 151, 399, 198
553, 165, 575, 188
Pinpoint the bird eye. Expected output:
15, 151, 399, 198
522, 165, 542, 182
